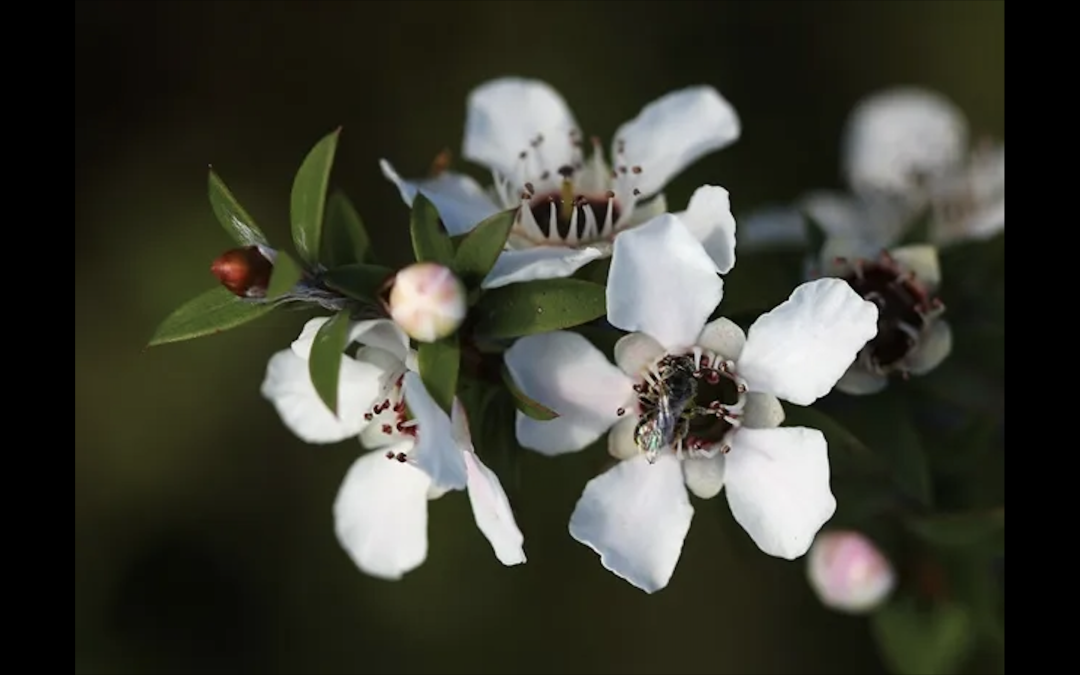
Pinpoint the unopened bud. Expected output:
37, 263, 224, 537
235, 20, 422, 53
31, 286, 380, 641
211, 246, 275, 298
389, 262, 466, 343
807, 530, 895, 614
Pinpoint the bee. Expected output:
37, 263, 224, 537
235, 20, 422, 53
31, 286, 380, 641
634, 354, 699, 463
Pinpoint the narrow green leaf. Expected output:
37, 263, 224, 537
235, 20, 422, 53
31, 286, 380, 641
501, 364, 559, 420
409, 193, 455, 265
418, 334, 460, 415
322, 189, 372, 267
571, 257, 612, 285
904, 508, 1005, 548
308, 311, 352, 415
474, 278, 606, 339
265, 251, 304, 299
320, 263, 395, 301
208, 169, 270, 247
871, 597, 975, 675
451, 209, 515, 287
147, 287, 273, 347
290, 128, 341, 265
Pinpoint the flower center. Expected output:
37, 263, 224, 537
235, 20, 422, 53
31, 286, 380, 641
356, 371, 420, 462
492, 132, 651, 249
836, 252, 944, 375
619, 349, 748, 462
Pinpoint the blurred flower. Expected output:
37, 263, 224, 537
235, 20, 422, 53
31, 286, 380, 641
806, 530, 895, 614
824, 245, 951, 394
380, 76, 741, 288
388, 262, 467, 342
210, 245, 276, 298
261, 317, 525, 579
503, 216, 878, 593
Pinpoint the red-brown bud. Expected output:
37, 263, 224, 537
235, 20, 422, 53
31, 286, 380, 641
211, 246, 274, 298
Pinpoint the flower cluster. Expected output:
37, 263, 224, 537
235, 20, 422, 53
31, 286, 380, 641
149, 77, 1004, 671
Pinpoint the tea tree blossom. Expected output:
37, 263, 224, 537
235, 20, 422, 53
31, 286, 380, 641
503, 216, 879, 592
380, 77, 741, 288
807, 530, 896, 614
388, 262, 468, 343
261, 317, 525, 579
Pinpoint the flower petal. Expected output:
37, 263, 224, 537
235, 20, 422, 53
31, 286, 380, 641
464, 451, 527, 566
607, 214, 723, 351
608, 416, 640, 460
505, 332, 634, 455
481, 246, 605, 290
333, 448, 431, 580
403, 372, 468, 491
462, 77, 579, 180
614, 332, 665, 378
613, 86, 741, 198
380, 160, 500, 236
697, 317, 746, 360
740, 392, 785, 429
682, 453, 726, 500
347, 319, 412, 364
676, 185, 737, 273
802, 190, 909, 256
260, 350, 383, 444
835, 366, 890, 396
739, 205, 808, 251
843, 87, 969, 199
568, 454, 694, 593
906, 319, 952, 376
725, 427, 835, 559
930, 142, 1005, 246
739, 278, 879, 406
889, 244, 941, 291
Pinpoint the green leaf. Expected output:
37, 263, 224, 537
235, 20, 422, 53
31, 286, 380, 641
290, 128, 341, 266
208, 169, 270, 247
147, 286, 273, 347
320, 263, 395, 301
410, 193, 455, 265
781, 404, 884, 475
474, 278, 607, 339
322, 189, 372, 267
501, 364, 559, 420
265, 251, 304, 299
451, 209, 515, 287
572, 257, 612, 285
418, 334, 460, 415
871, 597, 975, 675
904, 508, 1004, 548
308, 311, 352, 415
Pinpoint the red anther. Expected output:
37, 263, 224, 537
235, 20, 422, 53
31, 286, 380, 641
631, 165, 642, 174
524, 182, 535, 194
385, 451, 395, 460
706, 371, 721, 385
396, 453, 409, 463
393, 400, 405, 413
616, 407, 625, 416
364, 413, 374, 421
382, 424, 393, 435
632, 188, 641, 196
700, 356, 710, 368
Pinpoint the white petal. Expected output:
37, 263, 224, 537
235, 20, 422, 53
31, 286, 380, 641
481, 246, 604, 290
843, 88, 969, 198
614, 332, 665, 378
568, 454, 694, 594
379, 160, 500, 236
740, 392, 785, 429
403, 372, 468, 491
930, 142, 1005, 246
464, 451, 527, 566
607, 214, 723, 351
889, 244, 941, 291
462, 78, 579, 180
739, 279, 879, 406
675, 185, 737, 273
738, 205, 809, 250
333, 448, 432, 580
906, 319, 952, 376
725, 427, 835, 559
347, 319, 411, 364
801, 190, 907, 255
613, 86, 741, 198
835, 366, 890, 396
608, 416, 641, 461
505, 332, 634, 455
682, 453, 725, 500
696, 317, 746, 361
260, 350, 382, 444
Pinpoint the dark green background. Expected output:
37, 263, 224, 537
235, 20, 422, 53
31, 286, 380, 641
75, 2, 1005, 673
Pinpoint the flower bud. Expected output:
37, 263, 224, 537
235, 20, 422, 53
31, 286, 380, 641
807, 530, 895, 614
211, 246, 275, 298
389, 262, 467, 343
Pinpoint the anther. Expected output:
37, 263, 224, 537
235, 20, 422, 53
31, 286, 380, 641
519, 151, 528, 160
364, 412, 374, 421
631, 165, 643, 174
720, 444, 731, 455
393, 400, 405, 413
381, 424, 393, 435
617, 407, 625, 416
632, 188, 641, 196
618, 166, 628, 174
540, 170, 550, 180
557, 165, 574, 178
606, 190, 615, 199
396, 453, 408, 463
385, 451, 395, 460
706, 371, 721, 385
524, 182, 535, 195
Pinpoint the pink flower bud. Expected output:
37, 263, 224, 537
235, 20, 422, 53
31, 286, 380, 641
211, 246, 274, 298
807, 530, 895, 614
389, 262, 467, 342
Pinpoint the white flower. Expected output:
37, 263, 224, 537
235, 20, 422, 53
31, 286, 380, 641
806, 530, 896, 614
260, 317, 525, 579
380, 77, 741, 288
388, 262, 468, 343
503, 216, 879, 593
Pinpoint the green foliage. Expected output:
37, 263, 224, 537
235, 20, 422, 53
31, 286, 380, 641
322, 190, 373, 267
264, 251, 304, 299
207, 169, 270, 247
147, 287, 273, 347
418, 335, 460, 415
321, 263, 395, 301
501, 364, 559, 420
290, 128, 340, 266
872, 597, 975, 675
904, 508, 1005, 548
409, 193, 455, 266
452, 209, 515, 289
307, 311, 352, 415
473, 278, 607, 339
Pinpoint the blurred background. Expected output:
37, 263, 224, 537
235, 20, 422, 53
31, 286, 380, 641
75, 1, 1004, 673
